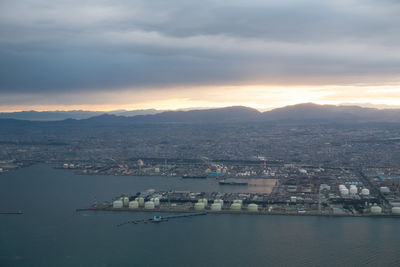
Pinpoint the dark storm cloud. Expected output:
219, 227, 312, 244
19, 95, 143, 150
0, 0, 400, 93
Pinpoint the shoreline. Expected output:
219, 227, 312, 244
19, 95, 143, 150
76, 207, 400, 219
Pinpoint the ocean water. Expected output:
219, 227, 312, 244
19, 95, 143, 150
0, 164, 399, 267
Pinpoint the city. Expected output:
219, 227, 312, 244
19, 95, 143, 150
1, 111, 400, 217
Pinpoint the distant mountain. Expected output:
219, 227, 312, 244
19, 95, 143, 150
82, 103, 400, 125
339, 103, 400, 109
263, 103, 400, 123
2, 103, 400, 125
129, 106, 261, 124
0, 109, 161, 121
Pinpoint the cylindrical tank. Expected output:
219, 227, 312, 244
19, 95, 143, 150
214, 199, 224, 207
154, 198, 160, 206
138, 197, 145, 207
340, 188, 349, 196
339, 185, 347, 190
233, 200, 243, 205
361, 188, 370, 196
211, 203, 222, 211
247, 203, 258, 212
392, 207, 400, 215
202, 198, 208, 206
231, 203, 242, 211
113, 200, 123, 208
349, 185, 357, 195
144, 201, 155, 209
194, 202, 205, 210
371, 204, 382, 214
129, 201, 139, 209
122, 197, 129, 207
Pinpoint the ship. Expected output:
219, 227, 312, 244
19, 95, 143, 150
182, 175, 207, 179
218, 180, 248, 186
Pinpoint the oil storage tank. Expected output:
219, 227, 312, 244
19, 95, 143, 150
349, 185, 358, 195
194, 202, 205, 210
113, 200, 123, 208
122, 197, 129, 207
137, 197, 145, 207
371, 204, 382, 214
231, 203, 242, 211
214, 199, 224, 207
144, 201, 155, 210
154, 198, 160, 206
361, 188, 370, 196
211, 203, 222, 211
247, 203, 258, 212
200, 198, 208, 206
392, 207, 400, 215
129, 201, 139, 209
340, 188, 349, 196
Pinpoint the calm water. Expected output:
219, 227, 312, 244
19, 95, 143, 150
0, 164, 399, 267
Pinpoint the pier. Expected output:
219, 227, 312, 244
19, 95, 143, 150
76, 206, 400, 218
116, 212, 207, 226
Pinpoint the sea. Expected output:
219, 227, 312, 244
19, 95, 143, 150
0, 164, 399, 267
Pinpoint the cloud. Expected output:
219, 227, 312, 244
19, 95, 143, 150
0, 0, 400, 105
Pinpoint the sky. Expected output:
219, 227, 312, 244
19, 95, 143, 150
1, 0, 400, 111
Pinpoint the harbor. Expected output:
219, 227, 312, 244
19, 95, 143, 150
76, 188, 400, 218
3, 164, 400, 266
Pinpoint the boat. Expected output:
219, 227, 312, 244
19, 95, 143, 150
219, 180, 248, 186
182, 175, 207, 179
151, 215, 168, 223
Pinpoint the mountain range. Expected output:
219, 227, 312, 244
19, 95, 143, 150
0, 109, 161, 121
1, 103, 400, 125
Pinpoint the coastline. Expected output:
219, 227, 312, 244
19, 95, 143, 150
76, 207, 400, 219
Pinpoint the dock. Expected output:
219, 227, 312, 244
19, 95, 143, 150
76, 206, 400, 218
116, 212, 206, 226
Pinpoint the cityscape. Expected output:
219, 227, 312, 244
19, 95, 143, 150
1, 0, 400, 266
1, 106, 400, 218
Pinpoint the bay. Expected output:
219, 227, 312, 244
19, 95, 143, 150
0, 164, 399, 267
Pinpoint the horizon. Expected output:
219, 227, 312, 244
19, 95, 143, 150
2, 101, 400, 114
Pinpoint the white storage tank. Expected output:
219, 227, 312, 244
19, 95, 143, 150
371, 204, 382, 214
361, 188, 370, 196
233, 200, 243, 205
339, 185, 347, 190
154, 198, 160, 206
129, 201, 139, 209
138, 197, 145, 207
340, 188, 349, 196
194, 202, 205, 210
392, 207, 400, 215
214, 199, 224, 207
144, 201, 155, 209
113, 200, 123, 208
349, 185, 358, 195
231, 203, 242, 211
211, 203, 222, 211
123, 197, 130, 207
247, 203, 258, 212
